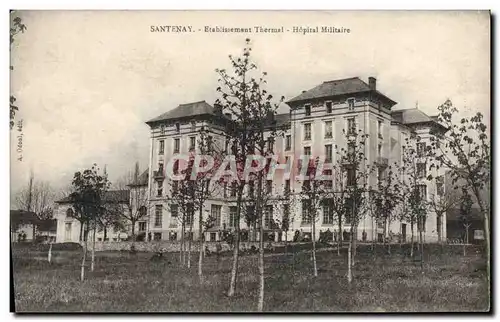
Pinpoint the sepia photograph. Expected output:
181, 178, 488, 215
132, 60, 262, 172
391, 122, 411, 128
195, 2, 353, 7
9, 10, 491, 313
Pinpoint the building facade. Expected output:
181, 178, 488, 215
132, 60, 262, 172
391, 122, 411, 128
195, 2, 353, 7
53, 190, 147, 243
143, 77, 447, 243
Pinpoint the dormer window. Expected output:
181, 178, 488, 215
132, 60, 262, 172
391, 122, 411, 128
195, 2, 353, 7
347, 98, 355, 110
305, 104, 311, 116
326, 101, 332, 114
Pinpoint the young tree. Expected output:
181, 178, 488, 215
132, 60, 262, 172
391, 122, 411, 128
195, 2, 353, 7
15, 172, 55, 221
329, 163, 349, 256
68, 164, 109, 281
428, 179, 458, 245
193, 129, 225, 282
393, 185, 412, 250
167, 171, 194, 267
14, 171, 56, 240
215, 38, 284, 307
368, 164, 399, 254
398, 135, 430, 263
271, 182, 299, 256
99, 203, 124, 242
459, 187, 473, 256
429, 99, 490, 278
336, 129, 369, 282
111, 163, 151, 241
298, 157, 331, 277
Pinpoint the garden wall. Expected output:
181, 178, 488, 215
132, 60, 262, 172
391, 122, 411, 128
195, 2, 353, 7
87, 240, 287, 253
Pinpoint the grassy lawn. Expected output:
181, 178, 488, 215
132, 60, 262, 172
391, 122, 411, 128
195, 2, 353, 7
12, 243, 489, 312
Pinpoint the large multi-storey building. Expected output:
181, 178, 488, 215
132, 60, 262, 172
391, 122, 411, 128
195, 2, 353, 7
144, 76, 447, 243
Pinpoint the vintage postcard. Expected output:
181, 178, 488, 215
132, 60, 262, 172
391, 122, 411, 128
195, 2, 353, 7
10, 10, 491, 313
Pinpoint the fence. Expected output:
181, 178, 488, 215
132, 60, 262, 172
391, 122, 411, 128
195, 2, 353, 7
85, 240, 288, 253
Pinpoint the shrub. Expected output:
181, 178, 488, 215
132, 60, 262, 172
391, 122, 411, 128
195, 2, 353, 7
51, 242, 83, 251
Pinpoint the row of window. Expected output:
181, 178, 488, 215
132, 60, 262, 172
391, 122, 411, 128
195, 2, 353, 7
159, 136, 197, 155
155, 201, 347, 228
154, 204, 223, 228
302, 117, 356, 142
158, 118, 382, 156
152, 204, 281, 229
159, 121, 197, 136
63, 220, 147, 241
303, 99, 356, 117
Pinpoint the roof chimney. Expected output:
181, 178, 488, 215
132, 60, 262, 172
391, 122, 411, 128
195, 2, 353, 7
214, 103, 222, 114
302, 90, 307, 94
368, 77, 376, 90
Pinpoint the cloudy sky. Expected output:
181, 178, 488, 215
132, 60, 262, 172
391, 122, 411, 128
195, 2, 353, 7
10, 10, 490, 196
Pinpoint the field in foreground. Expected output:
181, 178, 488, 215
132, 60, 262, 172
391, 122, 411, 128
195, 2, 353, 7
12, 243, 489, 312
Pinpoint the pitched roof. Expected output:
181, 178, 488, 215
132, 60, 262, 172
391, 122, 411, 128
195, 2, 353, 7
146, 101, 216, 124
128, 169, 149, 187
446, 207, 483, 221
11, 210, 39, 225
287, 77, 396, 105
38, 219, 57, 232
274, 113, 291, 127
391, 108, 434, 124
261, 113, 291, 130
56, 190, 129, 204
391, 108, 448, 132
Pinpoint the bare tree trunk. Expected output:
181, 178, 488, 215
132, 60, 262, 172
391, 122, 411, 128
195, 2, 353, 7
228, 193, 242, 297
181, 223, 185, 266
481, 208, 490, 285
387, 219, 391, 255
347, 237, 352, 283
419, 224, 424, 270
131, 221, 136, 242
91, 225, 96, 272
48, 242, 52, 263
337, 217, 342, 256
257, 213, 265, 311
352, 227, 357, 267
339, 219, 343, 248
399, 221, 402, 250
103, 226, 107, 242
284, 230, 288, 256
80, 228, 88, 281
198, 208, 205, 283
437, 213, 442, 244
464, 225, 470, 257
198, 233, 205, 283
372, 217, 376, 254
410, 221, 414, 258
312, 220, 318, 277
383, 218, 387, 251
187, 222, 193, 269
